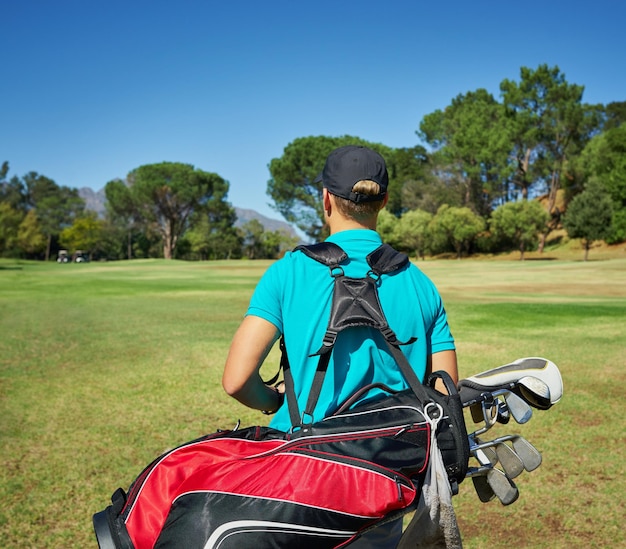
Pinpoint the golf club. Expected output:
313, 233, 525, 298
471, 434, 543, 473
496, 399, 511, 424
510, 435, 542, 471
486, 468, 519, 505
459, 357, 563, 409
471, 435, 497, 465
502, 391, 533, 424
494, 442, 525, 478
515, 376, 553, 410
471, 435, 523, 479
472, 474, 495, 503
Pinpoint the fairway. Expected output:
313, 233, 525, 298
1, 257, 625, 548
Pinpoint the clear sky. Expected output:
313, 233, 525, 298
2, 0, 624, 220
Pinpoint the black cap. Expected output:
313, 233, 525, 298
315, 145, 388, 203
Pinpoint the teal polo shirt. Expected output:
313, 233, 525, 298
246, 229, 455, 432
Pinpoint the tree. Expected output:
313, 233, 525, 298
576, 124, 626, 243
602, 101, 626, 130
59, 212, 105, 258
562, 179, 613, 261
490, 200, 550, 260
262, 229, 299, 259
240, 219, 266, 259
384, 146, 430, 215
0, 164, 27, 211
105, 178, 139, 260
184, 212, 242, 260
268, 136, 394, 241
428, 205, 485, 259
16, 210, 46, 257
418, 88, 513, 215
121, 162, 234, 259
237, 220, 298, 259
401, 172, 464, 215
23, 172, 84, 261
376, 209, 401, 249
395, 209, 433, 260
500, 65, 599, 251
0, 203, 23, 257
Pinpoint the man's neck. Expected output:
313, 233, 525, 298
328, 217, 377, 234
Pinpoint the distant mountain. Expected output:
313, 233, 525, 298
79, 187, 107, 217
233, 207, 296, 236
77, 188, 298, 237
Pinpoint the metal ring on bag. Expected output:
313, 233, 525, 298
424, 402, 444, 423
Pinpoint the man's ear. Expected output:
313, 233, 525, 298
323, 188, 332, 211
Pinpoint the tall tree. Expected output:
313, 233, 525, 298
268, 136, 394, 241
0, 203, 23, 257
562, 179, 613, 261
17, 210, 46, 257
105, 178, 138, 260
23, 172, 84, 260
184, 210, 242, 260
418, 89, 513, 215
602, 101, 626, 130
122, 162, 234, 259
576, 124, 626, 243
384, 146, 430, 215
500, 65, 598, 251
0, 165, 27, 212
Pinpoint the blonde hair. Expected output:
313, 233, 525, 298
333, 180, 386, 221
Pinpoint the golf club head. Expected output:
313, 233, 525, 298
487, 468, 519, 506
503, 391, 533, 424
511, 436, 542, 472
472, 474, 495, 503
515, 376, 553, 410
494, 443, 525, 479
459, 357, 563, 409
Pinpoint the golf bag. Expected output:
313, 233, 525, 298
93, 242, 469, 548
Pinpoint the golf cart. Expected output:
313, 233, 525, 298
57, 250, 70, 263
73, 250, 89, 263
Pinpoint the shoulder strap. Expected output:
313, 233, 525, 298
282, 242, 422, 430
293, 242, 347, 266
366, 243, 409, 275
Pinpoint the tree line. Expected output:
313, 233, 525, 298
1, 64, 624, 262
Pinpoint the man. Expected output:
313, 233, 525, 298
223, 145, 458, 547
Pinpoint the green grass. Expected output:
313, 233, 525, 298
1, 257, 625, 548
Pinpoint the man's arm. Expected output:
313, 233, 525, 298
222, 315, 282, 412
426, 349, 459, 392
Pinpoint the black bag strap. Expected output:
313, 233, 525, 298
282, 242, 433, 430
294, 241, 348, 266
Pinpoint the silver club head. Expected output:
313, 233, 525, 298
494, 443, 525, 479
487, 468, 519, 506
511, 436, 543, 471
516, 376, 552, 410
503, 391, 533, 424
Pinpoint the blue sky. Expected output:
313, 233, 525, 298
2, 0, 624, 221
